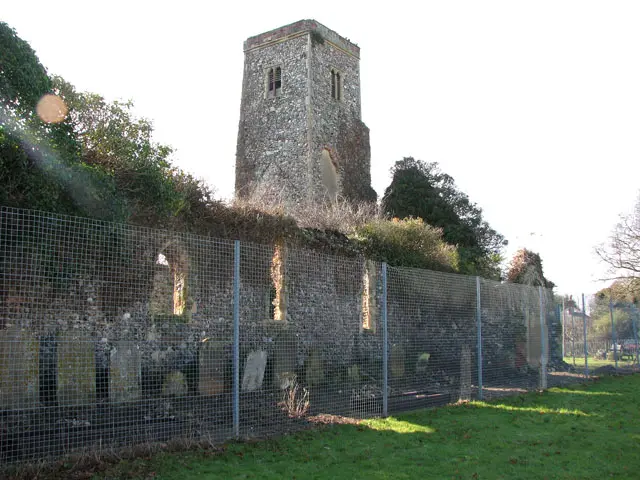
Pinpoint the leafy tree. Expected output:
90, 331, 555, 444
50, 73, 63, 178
53, 78, 172, 224
506, 248, 554, 288
587, 279, 640, 342
52, 76, 221, 228
595, 278, 640, 306
0, 22, 122, 218
591, 309, 635, 342
596, 193, 640, 280
382, 157, 506, 278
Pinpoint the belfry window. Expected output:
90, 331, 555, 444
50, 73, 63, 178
331, 69, 342, 101
267, 67, 282, 97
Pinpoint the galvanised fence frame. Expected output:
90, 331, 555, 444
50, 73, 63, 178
0, 207, 584, 464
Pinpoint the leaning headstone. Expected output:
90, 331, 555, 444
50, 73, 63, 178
305, 349, 324, 387
415, 352, 431, 377
273, 330, 297, 389
526, 310, 543, 368
109, 341, 141, 402
163, 370, 187, 396
459, 345, 471, 401
347, 364, 360, 384
242, 350, 267, 392
199, 340, 227, 395
57, 333, 96, 406
0, 326, 39, 408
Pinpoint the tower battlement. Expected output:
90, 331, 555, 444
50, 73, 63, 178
244, 20, 360, 59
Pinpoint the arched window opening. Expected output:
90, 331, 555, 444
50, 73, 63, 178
320, 148, 339, 201
331, 69, 342, 101
362, 260, 376, 331
269, 241, 286, 321
150, 242, 190, 320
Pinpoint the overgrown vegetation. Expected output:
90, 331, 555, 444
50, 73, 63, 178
278, 380, 310, 418
506, 248, 555, 288
353, 217, 458, 272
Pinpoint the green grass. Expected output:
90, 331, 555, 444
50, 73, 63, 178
564, 355, 638, 370
93, 375, 640, 479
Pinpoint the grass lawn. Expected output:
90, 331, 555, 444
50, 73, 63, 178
564, 355, 639, 371
73, 375, 640, 479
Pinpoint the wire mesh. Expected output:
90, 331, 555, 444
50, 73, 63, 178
386, 267, 477, 409
0, 207, 237, 462
0, 206, 587, 465
478, 280, 543, 397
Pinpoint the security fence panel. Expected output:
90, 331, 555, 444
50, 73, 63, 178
479, 280, 545, 397
565, 307, 585, 369
0, 207, 237, 462
236, 240, 283, 438
386, 267, 478, 409
0, 206, 597, 466
282, 247, 384, 420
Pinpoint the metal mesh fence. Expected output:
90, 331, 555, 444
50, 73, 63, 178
560, 295, 640, 376
387, 267, 477, 408
0, 206, 591, 464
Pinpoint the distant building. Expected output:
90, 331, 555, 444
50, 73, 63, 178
235, 20, 376, 206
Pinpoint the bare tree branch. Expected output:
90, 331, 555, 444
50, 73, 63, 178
596, 192, 640, 279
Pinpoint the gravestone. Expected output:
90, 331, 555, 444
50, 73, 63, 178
305, 348, 324, 387
415, 352, 431, 377
241, 350, 267, 392
273, 330, 297, 389
347, 364, 360, 384
57, 333, 96, 406
0, 326, 39, 408
199, 340, 226, 395
526, 310, 543, 368
110, 341, 141, 402
459, 345, 471, 401
390, 344, 405, 379
163, 370, 187, 396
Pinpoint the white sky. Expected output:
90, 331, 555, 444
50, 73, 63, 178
4, 0, 640, 297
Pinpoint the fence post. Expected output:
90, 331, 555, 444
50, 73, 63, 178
631, 306, 640, 367
476, 276, 483, 401
233, 240, 240, 438
571, 307, 576, 366
556, 303, 562, 363
561, 299, 565, 359
610, 300, 618, 370
582, 294, 589, 377
382, 262, 389, 417
539, 287, 547, 389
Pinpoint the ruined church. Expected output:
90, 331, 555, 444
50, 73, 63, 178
235, 20, 376, 205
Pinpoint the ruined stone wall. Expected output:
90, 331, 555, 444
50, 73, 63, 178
0, 224, 552, 412
0, 209, 561, 467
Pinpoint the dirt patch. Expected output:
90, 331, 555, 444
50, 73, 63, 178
307, 414, 362, 425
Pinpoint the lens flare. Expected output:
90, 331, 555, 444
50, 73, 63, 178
36, 94, 68, 124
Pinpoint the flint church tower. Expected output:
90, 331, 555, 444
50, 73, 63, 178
235, 20, 376, 205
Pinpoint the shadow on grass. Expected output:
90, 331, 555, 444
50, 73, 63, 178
8, 375, 640, 480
